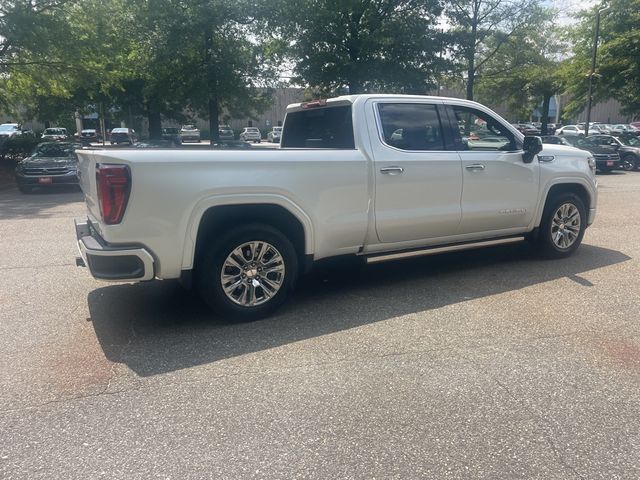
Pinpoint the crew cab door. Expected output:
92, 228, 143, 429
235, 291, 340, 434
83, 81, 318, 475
446, 104, 539, 234
369, 100, 463, 243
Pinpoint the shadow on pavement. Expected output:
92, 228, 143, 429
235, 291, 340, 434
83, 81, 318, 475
0, 185, 83, 220
87, 242, 631, 377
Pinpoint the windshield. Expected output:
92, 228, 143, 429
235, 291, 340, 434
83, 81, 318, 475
182, 125, 197, 130
31, 143, 77, 158
44, 128, 66, 134
0, 124, 19, 132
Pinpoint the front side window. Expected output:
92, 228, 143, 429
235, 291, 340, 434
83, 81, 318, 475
451, 106, 515, 151
377, 103, 444, 151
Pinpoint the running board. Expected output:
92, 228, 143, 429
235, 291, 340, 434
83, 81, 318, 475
365, 236, 526, 264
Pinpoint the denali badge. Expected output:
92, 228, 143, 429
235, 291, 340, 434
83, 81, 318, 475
499, 208, 527, 214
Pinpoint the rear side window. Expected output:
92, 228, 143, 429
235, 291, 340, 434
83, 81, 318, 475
377, 103, 445, 151
281, 105, 355, 149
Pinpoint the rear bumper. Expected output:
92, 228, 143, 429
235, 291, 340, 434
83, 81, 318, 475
75, 219, 155, 282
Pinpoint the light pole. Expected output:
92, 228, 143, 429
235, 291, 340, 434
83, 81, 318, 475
585, 4, 610, 137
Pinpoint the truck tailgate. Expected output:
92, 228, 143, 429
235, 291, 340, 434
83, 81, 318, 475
76, 150, 101, 222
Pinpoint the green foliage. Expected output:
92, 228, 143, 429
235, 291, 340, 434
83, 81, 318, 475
560, 0, 640, 117
0, 136, 40, 161
274, 0, 447, 94
445, 0, 546, 100
475, 6, 562, 126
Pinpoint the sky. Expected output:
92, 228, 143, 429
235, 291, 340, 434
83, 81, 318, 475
551, 0, 600, 25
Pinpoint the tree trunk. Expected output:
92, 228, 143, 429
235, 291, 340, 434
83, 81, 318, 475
466, 65, 475, 101
541, 93, 551, 136
147, 99, 162, 140
205, 29, 219, 147
44, 121, 51, 129
209, 98, 219, 145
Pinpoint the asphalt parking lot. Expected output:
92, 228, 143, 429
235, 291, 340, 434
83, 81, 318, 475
1, 172, 639, 479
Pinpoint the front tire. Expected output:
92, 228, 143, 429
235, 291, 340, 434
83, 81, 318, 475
196, 224, 299, 322
621, 154, 637, 171
535, 193, 586, 259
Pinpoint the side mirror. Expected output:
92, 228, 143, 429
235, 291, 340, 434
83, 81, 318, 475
523, 136, 543, 163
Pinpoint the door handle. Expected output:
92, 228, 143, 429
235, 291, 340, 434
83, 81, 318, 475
380, 166, 404, 175
465, 164, 485, 171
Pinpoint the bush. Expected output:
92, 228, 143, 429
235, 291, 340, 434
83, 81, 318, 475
0, 135, 40, 162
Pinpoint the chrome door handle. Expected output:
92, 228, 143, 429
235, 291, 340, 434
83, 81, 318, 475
465, 164, 485, 171
380, 166, 404, 175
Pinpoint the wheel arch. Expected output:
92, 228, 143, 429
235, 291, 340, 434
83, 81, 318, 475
182, 196, 314, 271
534, 181, 593, 227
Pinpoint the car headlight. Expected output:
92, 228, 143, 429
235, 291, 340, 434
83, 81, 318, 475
587, 156, 596, 174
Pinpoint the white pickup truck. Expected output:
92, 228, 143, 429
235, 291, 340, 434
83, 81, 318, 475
75, 94, 598, 320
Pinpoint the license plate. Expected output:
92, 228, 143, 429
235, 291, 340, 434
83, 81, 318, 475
38, 177, 53, 184
607, 161, 614, 166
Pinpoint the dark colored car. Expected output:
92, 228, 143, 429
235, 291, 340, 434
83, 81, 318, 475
110, 127, 138, 145
15, 142, 82, 193
562, 135, 620, 173
78, 129, 101, 144
161, 127, 182, 146
540, 135, 571, 146
218, 125, 235, 141
515, 123, 541, 136
589, 134, 640, 171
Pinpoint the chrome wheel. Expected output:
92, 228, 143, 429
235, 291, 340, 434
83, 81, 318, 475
220, 241, 285, 307
550, 203, 581, 249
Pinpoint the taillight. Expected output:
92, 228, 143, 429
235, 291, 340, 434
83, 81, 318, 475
96, 164, 131, 225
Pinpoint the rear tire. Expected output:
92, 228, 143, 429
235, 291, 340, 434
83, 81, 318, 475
196, 223, 298, 322
535, 193, 586, 259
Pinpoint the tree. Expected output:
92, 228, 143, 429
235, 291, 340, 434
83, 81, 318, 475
445, 0, 544, 100
560, 0, 640, 117
475, 6, 562, 133
274, 0, 447, 94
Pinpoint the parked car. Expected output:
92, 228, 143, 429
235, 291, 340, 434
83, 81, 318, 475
110, 127, 138, 145
78, 129, 101, 144
218, 125, 235, 141
161, 127, 182, 146
610, 124, 639, 135
562, 135, 620, 172
180, 124, 201, 143
588, 134, 640, 171
267, 127, 283, 143
514, 123, 541, 135
41, 128, 69, 142
15, 142, 82, 193
0, 123, 23, 139
540, 135, 572, 146
240, 127, 262, 143
577, 122, 607, 134
556, 125, 586, 136
75, 94, 598, 321
630, 121, 640, 130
